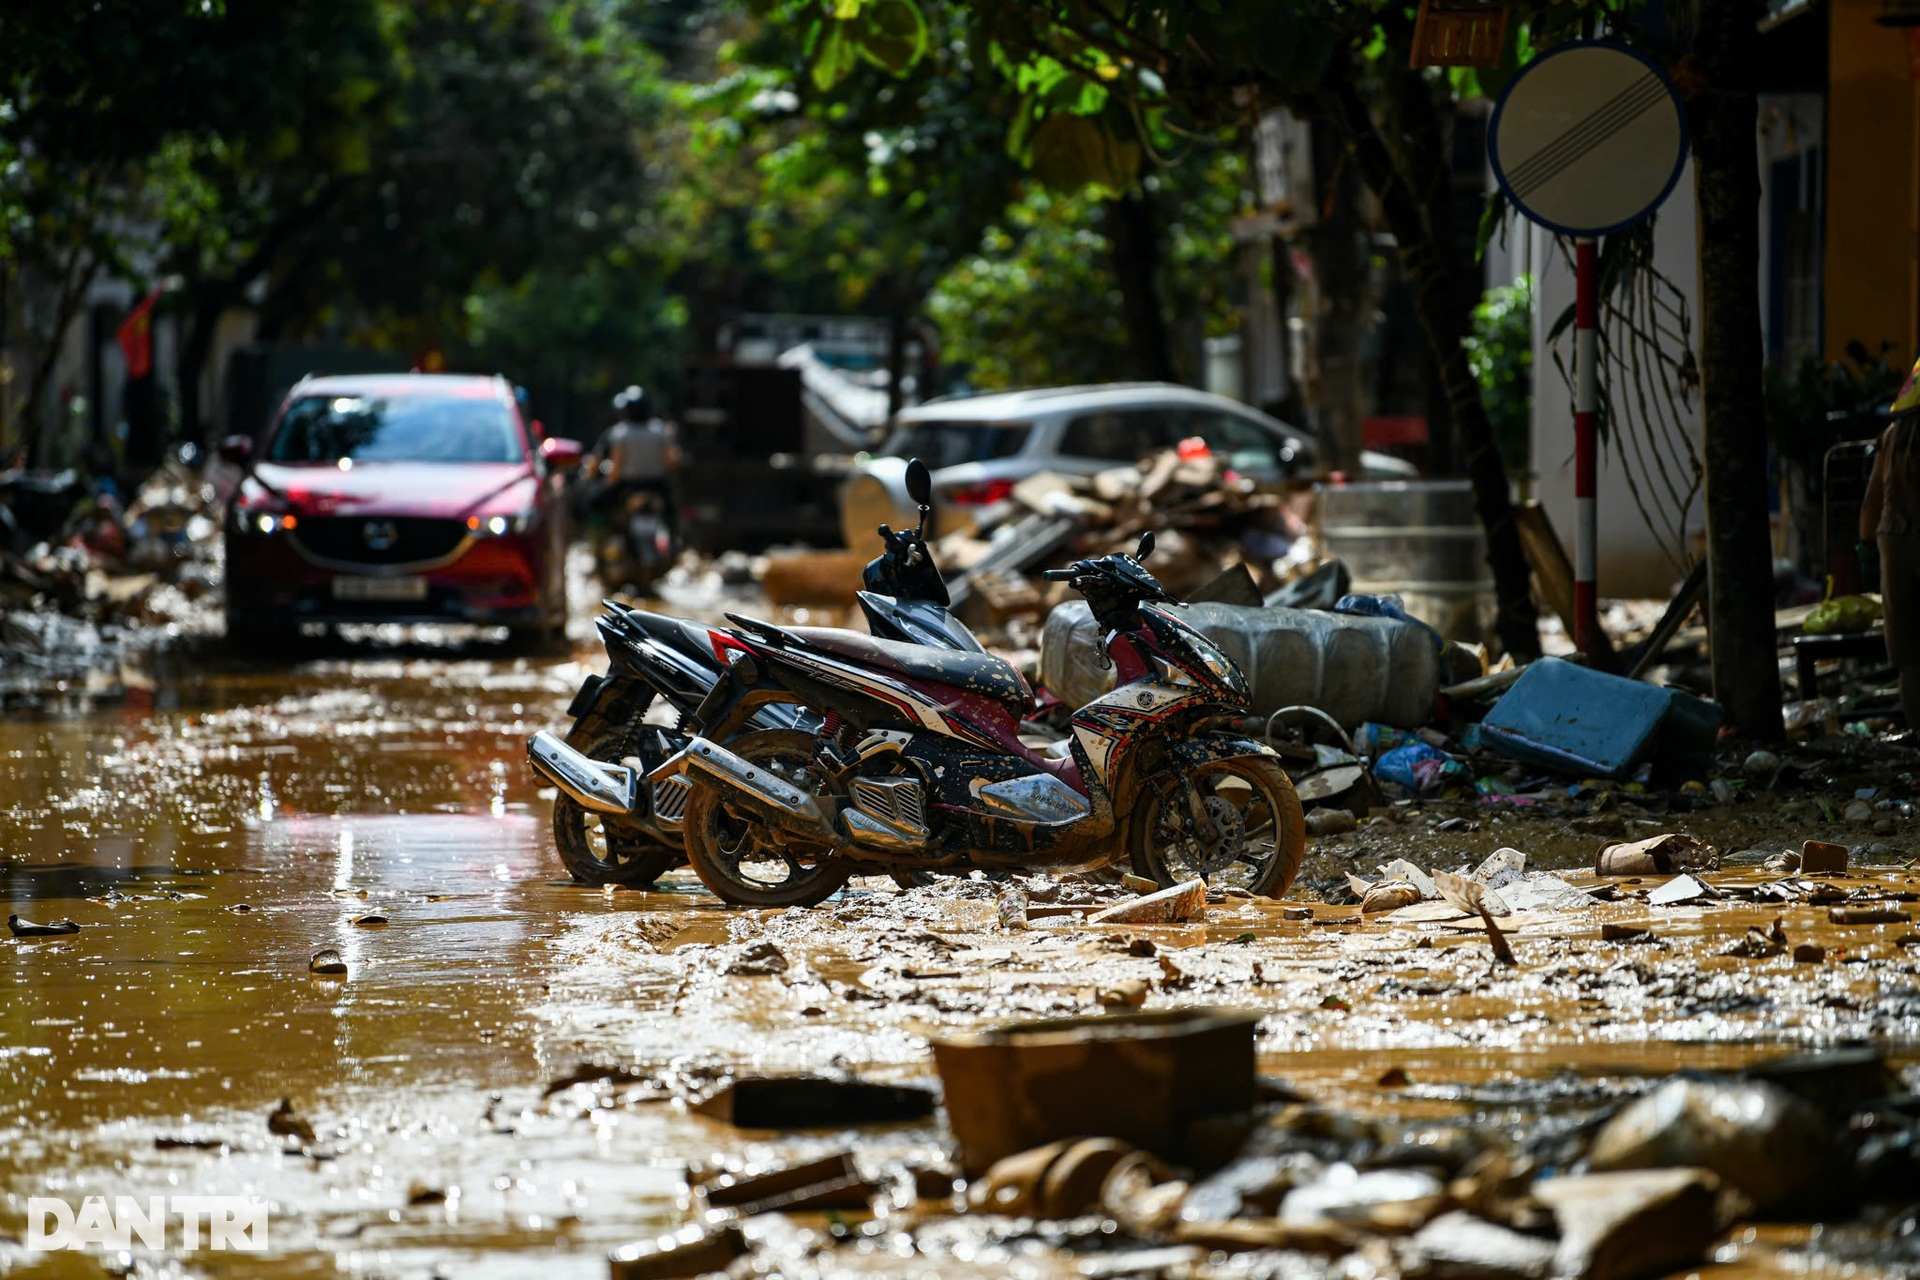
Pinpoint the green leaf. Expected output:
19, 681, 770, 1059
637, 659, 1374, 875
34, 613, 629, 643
1026, 112, 1140, 193
853, 0, 927, 75
811, 23, 858, 91
1474, 188, 1508, 264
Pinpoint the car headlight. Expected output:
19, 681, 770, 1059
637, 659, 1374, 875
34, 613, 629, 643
231, 506, 297, 534
466, 513, 535, 536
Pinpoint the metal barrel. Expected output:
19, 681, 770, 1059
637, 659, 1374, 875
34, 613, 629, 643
1316, 479, 1494, 642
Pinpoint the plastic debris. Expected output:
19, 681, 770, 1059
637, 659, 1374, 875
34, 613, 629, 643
1088, 879, 1207, 925
1477, 657, 1721, 780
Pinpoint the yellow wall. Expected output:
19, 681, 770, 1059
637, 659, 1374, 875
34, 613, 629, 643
1826, 0, 1917, 364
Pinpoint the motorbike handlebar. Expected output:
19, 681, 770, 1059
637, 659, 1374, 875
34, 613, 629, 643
1041, 568, 1077, 581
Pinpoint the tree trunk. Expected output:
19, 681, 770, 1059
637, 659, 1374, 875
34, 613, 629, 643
174, 183, 340, 442
1104, 190, 1178, 382
1306, 118, 1367, 474
1389, 71, 1471, 475
885, 303, 908, 419
1323, 74, 1542, 659
1265, 234, 1306, 423
1693, 0, 1784, 739
19, 251, 98, 467
177, 289, 230, 445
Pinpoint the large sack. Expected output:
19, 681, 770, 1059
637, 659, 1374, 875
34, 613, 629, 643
1039, 601, 1440, 729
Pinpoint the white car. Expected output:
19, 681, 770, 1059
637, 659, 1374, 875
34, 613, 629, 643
840, 381, 1416, 543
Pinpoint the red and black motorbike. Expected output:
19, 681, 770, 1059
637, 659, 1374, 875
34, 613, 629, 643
649, 532, 1306, 906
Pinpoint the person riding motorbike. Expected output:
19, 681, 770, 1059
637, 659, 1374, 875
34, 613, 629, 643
587, 385, 680, 537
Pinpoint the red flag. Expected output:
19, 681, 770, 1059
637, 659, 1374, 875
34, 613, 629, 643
117, 287, 161, 379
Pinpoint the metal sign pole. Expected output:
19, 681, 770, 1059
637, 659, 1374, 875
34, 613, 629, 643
1574, 238, 1600, 657
1486, 40, 1687, 661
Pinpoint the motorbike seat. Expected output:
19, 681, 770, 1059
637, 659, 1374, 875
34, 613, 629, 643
786, 626, 1036, 714
623, 607, 721, 661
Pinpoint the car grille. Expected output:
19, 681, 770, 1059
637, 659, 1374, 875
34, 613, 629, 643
290, 516, 468, 568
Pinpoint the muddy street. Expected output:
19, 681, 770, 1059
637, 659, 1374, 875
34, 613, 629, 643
3, 598, 1919, 1279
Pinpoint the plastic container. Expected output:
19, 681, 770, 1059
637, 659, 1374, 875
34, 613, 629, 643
1318, 479, 1494, 642
1477, 657, 1721, 780
931, 1009, 1259, 1175
1040, 600, 1441, 729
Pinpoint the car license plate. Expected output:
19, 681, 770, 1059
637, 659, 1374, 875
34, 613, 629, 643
332, 575, 428, 602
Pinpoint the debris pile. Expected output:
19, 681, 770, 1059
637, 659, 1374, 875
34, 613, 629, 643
602, 1014, 1919, 1280
935, 449, 1314, 628
0, 453, 224, 707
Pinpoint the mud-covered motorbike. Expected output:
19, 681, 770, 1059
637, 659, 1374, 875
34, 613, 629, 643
592, 487, 675, 595
529, 459, 980, 887
645, 532, 1306, 907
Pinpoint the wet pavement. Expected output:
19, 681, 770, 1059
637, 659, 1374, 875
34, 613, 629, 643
4, 580, 1920, 1278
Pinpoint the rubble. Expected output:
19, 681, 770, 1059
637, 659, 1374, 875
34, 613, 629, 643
1595, 833, 1718, 876
689, 1074, 935, 1128
308, 948, 347, 975
7, 914, 80, 937
932, 1010, 1258, 1174
1086, 878, 1206, 925
1400, 1210, 1559, 1280
1587, 1079, 1831, 1210
608, 1224, 746, 1280
0, 452, 224, 709
696, 1152, 877, 1215
1533, 1169, 1723, 1280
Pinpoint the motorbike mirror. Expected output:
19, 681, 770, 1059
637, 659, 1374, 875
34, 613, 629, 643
1136, 530, 1155, 561
904, 458, 933, 507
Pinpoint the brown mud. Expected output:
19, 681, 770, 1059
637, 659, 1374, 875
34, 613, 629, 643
2, 576, 1918, 1277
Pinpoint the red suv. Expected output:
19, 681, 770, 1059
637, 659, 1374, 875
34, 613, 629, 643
221, 373, 581, 647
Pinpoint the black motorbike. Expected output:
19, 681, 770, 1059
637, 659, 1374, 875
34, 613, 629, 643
529, 459, 979, 886
640, 533, 1305, 907
592, 486, 676, 595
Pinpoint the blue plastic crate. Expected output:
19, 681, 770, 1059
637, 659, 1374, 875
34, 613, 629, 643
1477, 658, 1721, 779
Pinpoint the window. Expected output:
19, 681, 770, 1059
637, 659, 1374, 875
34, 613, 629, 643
268, 396, 523, 464
1173, 410, 1298, 479
1060, 408, 1181, 462
881, 421, 1031, 469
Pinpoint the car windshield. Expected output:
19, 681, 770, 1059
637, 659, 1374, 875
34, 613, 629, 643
880, 420, 1030, 470
267, 395, 523, 464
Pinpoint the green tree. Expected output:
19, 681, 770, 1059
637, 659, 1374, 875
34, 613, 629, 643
673, 2, 1028, 408
776, 0, 1543, 657
1465, 276, 1533, 477
0, 0, 398, 458
928, 144, 1243, 390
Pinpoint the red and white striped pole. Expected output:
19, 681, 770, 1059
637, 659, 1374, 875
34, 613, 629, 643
1574, 237, 1600, 658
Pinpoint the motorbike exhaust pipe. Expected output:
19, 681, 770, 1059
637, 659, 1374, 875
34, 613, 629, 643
649, 736, 836, 841
528, 730, 638, 816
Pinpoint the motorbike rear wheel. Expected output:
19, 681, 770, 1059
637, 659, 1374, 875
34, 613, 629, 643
550, 722, 678, 888
1127, 756, 1304, 898
682, 729, 854, 908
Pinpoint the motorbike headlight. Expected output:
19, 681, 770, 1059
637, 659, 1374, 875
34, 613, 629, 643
1197, 646, 1237, 685
1149, 655, 1198, 689
467, 512, 534, 537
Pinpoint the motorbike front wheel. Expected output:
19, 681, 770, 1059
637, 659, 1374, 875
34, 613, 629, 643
681, 729, 854, 908
551, 722, 679, 888
1128, 756, 1305, 898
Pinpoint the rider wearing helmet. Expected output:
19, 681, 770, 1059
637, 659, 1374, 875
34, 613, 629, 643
588, 385, 680, 534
